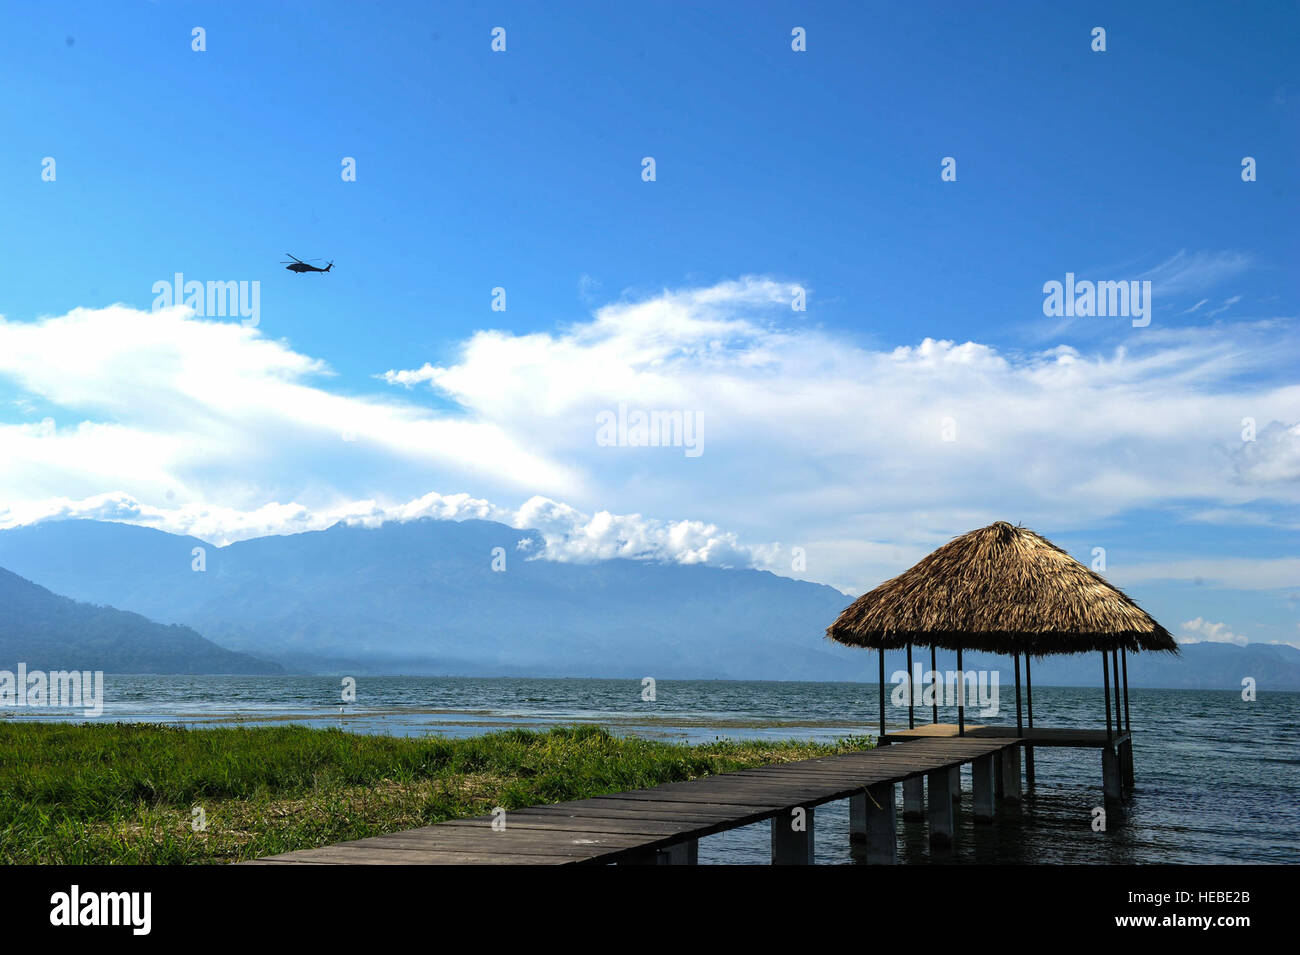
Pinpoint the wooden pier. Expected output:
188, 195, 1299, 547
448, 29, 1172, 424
884, 723, 1135, 801
245, 732, 1095, 866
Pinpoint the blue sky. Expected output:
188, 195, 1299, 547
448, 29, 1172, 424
0, 2, 1297, 647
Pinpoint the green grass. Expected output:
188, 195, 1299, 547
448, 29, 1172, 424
0, 721, 872, 864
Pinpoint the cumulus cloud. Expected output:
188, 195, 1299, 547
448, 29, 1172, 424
0, 304, 581, 511
378, 276, 1299, 585
1232, 421, 1300, 484
0, 488, 782, 570
378, 364, 439, 388
1, 281, 1298, 594
512, 495, 775, 567
1178, 617, 1248, 646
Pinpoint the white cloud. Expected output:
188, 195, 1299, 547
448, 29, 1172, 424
1113, 558, 1300, 591
0, 305, 581, 510
1207, 294, 1244, 318
1139, 250, 1253, 296
1178, 617, 1248, 646
1, 282, 1298, 596
377, 364, 439, 388
0, 488, 782, 572
1232, 421, 1300, 484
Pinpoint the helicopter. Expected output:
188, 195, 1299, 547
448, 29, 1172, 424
281, 253, 333, 273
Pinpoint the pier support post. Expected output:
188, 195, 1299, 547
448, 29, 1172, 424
864, 782, 897, 864
621, 839, 698, 865
1000, 744, 1022, 803
927, 770, 954, 846
1120, 737, 1134, 790
849, 792, 867, 843
771, 806, 815, 864
949, 765, 961, 802
902, 776, 925, 820
971, 754, 995, 822
662, 840, 698, 865
1103, 745, 1123, 803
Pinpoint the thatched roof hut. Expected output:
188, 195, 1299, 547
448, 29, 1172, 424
827, 521, 1177, 656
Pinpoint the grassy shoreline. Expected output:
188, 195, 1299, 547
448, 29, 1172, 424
0, 722, 872, 864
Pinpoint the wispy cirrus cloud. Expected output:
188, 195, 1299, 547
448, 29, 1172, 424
1139, 250, 1253, 297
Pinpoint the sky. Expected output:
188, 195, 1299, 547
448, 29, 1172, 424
0, 1, 1297, 648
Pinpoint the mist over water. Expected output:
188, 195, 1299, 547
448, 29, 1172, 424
6, 675, 1296, 864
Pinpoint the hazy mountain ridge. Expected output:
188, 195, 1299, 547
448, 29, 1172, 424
0, 519, 860, 680
0, 567, 282, 674
0, 518, 1296, 688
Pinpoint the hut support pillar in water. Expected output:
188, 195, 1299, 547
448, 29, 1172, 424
1113, 648, 1136, 790
1112, 649, 1123, 740
1102, 650, 1113, 745
930, 645, 938, 724
1025, 653, 1036, 787
902, 776, 924, 819
1121, 646, 1132, 732
1103, 745, 1124, 802
878, 647, 886, 740
956, 644, 965, 735
1014, 652, 1023, 737
972, 753, 996, 822
1120, 738, 1135, 791
771, 806, 814, 864
927, 769, 954, 845
906, 643, 914, 728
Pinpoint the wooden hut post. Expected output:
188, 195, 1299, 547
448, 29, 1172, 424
1111, 648, 1121, 726
930, 645, 938, 725
1102, 650, 1113, 745
956, 643, 965, 736
906, 642, 914, 729
1113, 646, 1131, 794
878, 647, 886, 739
1025, 653, 1035, 786
1121, 646, 1131, 732
1013, 652, 1023, 735
1120, 645, 1134, 788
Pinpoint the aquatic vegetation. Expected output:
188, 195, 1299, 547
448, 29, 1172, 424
0, 721, 871, 864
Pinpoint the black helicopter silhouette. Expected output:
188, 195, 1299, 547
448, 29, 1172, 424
281, 253, 333, 273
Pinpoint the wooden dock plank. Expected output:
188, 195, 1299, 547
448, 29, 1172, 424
884, 723, 1127, 747
245, 734, 1025, 866
439, 814, 703, 836
262, 844, 581, 865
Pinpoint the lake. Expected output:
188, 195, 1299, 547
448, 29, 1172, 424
4, 674, 1297, 864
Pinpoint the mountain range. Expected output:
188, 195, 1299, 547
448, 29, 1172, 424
0, 566, 279, 674
0, 518, 1296, 688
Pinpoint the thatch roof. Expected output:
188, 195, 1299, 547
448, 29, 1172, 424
826, 521, 1178, 655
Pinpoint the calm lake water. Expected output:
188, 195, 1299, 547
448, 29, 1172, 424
6, 675, 1297, 864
